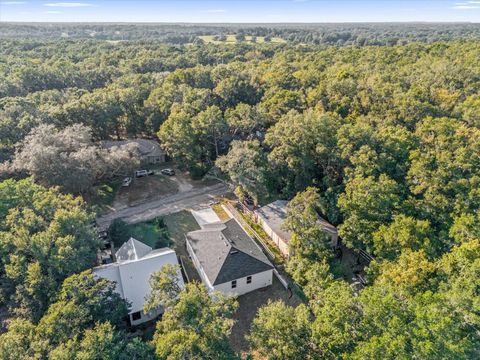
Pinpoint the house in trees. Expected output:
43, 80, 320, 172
101, 139, 166, 165
255, 200, 338, 257
93, 238, 183, 326
254, 200, 293, 257
186, 218, 273, 296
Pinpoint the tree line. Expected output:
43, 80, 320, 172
2, 23, 480, 46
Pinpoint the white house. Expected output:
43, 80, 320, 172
93, 238, 184, 326
186, 218, 273, 296
255, 200, 338, 257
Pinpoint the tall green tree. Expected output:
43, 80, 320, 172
0, 178, 100, 321
249, 301, 311, 360
147, 267, 238, 359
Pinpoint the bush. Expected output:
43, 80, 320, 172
109, 219, 130, 247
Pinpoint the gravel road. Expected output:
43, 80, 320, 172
96, 182, 230, 229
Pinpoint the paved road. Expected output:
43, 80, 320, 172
97, 182, 230, 229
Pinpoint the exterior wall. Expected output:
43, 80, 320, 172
213, 269, 273, 296
328, 230, 339, 248
258, 218, 290, 257
129, 306, 163, 326
186, 238, 214, 291
146, 154, 166, 164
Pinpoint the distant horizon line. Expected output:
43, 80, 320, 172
2, 21, 479, 25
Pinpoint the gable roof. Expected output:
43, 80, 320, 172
101, 139, 165, 157
94, 242, 183, 314
186, 218, 273, 285
255, 200, 293, 243
116, 237, 152, 262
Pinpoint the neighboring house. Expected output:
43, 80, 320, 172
93, 238, 184, 326
254, 200, 292, 257
255, 200, 338, 257
101, 139, 166, 164
186, 218, 273, 296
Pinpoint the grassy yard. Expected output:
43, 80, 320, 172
112, 218, 170, 250
126, 221, 169, 249
87, 179, 122, 214
212, 203, 231, 221
163, 211, 201, 282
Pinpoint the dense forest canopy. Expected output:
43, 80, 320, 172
2, 22, 480, 45
0, 23, 479, 359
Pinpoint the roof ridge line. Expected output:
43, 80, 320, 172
211, 243, 231, 284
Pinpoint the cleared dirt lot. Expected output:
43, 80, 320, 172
230, 276, 303, 353
113, 174, 179, 208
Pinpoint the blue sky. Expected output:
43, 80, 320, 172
1, 1, 479, 23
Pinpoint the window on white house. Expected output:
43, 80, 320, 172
131, 311, 142, 321
246, 276, 252, 284
231, 280, 237, 288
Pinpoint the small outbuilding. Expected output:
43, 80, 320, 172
255, 200, 338, 257
93, 238, 183, 326
186, 218, 273, 296
254, 200, 292, 257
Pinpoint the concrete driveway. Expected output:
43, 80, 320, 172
97, 182, 230, 229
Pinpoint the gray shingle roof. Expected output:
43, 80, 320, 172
186, 218, 273, 285
101, 139, 165, 157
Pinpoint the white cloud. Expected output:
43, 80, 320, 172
453, 1, 480, 9
202, 9, 226, 13
0, 1, 26, 4
453, 5, 480, 9
43, 2, 94, 7
42, 10, 63, 13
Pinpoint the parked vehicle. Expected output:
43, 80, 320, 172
122, 177, 132, 187
161, 168, 175, 176
97, 230, 108, 240
147, 169, 155, 175
135, 170, 148, 178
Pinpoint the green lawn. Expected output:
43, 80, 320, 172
127, 221, 169, 249
163, 211, 200, 249
111, 217, 171, 250
212, 203, 230, 221
163, 210, 201, 282
88, 179, 122, 214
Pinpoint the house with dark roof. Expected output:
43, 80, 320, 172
255, 200, 338, 257
186, 218, 273, 296
101, 139, 166, 165
93, 238, 183, 326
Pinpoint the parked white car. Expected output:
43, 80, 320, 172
135, 170, 154, 178
135, 170, 148, 178
122, 177, 132, 186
